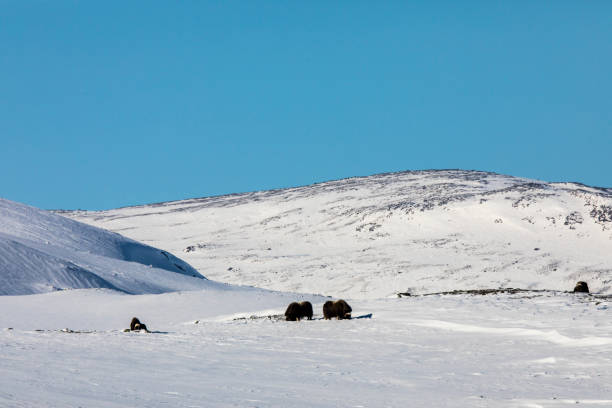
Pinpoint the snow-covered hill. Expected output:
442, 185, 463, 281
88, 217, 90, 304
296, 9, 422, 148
0, 198, 211, 295
65, 170, 612, 298
2, 172, 612, 407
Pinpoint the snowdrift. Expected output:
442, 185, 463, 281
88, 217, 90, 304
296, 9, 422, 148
0, 198, 209, 295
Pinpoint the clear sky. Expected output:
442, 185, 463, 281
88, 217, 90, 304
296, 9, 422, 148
1, 2, 611, 210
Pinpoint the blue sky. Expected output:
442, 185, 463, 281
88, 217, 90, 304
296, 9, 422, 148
1, 2, 611, 210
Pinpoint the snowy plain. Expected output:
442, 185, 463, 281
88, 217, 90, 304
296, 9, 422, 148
1, 170, 611, 407
1, 292, 611, 407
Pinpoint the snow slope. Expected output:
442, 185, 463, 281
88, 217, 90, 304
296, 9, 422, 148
65, 170, 612, 298
0, 198, 210, 295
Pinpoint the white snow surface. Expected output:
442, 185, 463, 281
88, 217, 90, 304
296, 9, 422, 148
64, 170, 612, 298
2, 170, 612, 406
0, 291, 610, 407
0, 198, 209, 295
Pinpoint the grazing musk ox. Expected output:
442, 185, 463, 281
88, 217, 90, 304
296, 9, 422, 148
285, 301, 313, 321
573, 281, 589, 293
130, 317, 150, 332
323, 299, 352, 320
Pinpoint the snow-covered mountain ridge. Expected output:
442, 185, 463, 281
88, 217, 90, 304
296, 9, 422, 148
64, 170, 612, 298
0, 198, 211, 295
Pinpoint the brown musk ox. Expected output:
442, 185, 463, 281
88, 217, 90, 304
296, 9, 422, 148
285, 301, 313, 321
573, 281, 589, 293
130, 317, 150, 332
323, 299, 352, 320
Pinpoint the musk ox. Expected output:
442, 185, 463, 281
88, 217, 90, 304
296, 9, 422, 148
130, 317, 150, 332
573, 281, 589, 293
323, 299, 352, 320
285, 301, 313, 321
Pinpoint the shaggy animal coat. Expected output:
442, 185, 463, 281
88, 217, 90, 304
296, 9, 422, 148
130, 317, 150, 332
323, 299, 352, 320
573, 281, 589, 293
285, 301, 313, 321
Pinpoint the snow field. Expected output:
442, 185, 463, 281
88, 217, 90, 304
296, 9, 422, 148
1, 292, 610, 407
2, 171, 612, 406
